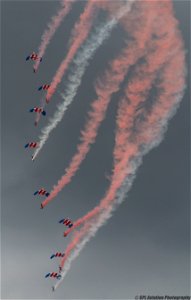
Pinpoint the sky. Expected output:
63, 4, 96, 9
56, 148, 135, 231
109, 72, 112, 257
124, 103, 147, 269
1, 0, 190, 299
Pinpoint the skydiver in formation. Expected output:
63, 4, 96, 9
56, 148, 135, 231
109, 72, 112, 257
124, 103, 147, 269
45, 272, 61, 279
59, 218, 73, 228
26, 52, 42, 72
24, 142, 38, 149
25, 51, 72, 285
38, 84, 50, 91
34, 188, 50, 197
29, 107, 46, 116
50, 252, 65, 259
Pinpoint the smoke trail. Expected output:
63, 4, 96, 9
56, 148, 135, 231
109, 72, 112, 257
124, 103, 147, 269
33, 0, 75, 72
53, 152, 148, 290
41, 0, 157, 207
33, 2, 134, 160
55, 85, 186, 291
64, 0, 186, 233
52, 1, 186, 288
54, 82, 185, 289
46, 0, 97, 102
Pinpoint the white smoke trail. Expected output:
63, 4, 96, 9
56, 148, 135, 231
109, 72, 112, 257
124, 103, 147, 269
54, 87, 186, 290
33, 2, 135, 160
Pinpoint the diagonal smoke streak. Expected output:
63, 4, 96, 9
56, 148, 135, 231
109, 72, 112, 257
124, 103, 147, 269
46, 0, 97, 102
55, 2, 186, 283
33, 2, 96, 127
61, 0, 186, 235
33, 2, 134, 160
34, 0, 75, 72
54, 86, 186, 290
41, 1, 159, 209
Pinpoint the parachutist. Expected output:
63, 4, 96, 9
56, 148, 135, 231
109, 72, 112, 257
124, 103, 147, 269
38, 84, 50, 91
34, 188, 50, 197
59, 218, 73, 228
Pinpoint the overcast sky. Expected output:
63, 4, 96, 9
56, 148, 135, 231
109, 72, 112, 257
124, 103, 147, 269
1, 1, 190, 299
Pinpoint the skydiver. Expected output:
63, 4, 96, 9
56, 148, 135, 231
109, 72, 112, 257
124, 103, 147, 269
59, 218, 73, 228
26, 52, 42, 62
34, 189, 50, 197
52, 286, 55, 292
40, 203, 44, 209
59, 266, 62, 272
25, 142, 38, 149
50, 252, 64, 259
29, 107, 46, 118
38, 84, 50, 91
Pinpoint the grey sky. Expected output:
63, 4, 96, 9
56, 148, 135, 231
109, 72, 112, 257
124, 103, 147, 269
1, 0, 190, 299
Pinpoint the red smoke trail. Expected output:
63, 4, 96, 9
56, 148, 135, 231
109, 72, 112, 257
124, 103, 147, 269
137, 53, 185, 147
59, 0, 185, 256
60, 48, 185, 272
58, 222, 91, 270
46, 1, 97, 102
33, 0, 75, 72
42, 1, 157, 208
57, 1, 178, 271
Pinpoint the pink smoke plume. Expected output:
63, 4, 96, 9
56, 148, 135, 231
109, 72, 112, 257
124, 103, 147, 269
33, 0, 75, 72
46, 0, 97, 102
55, 0, 185, 278
41, 0, 157, 208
